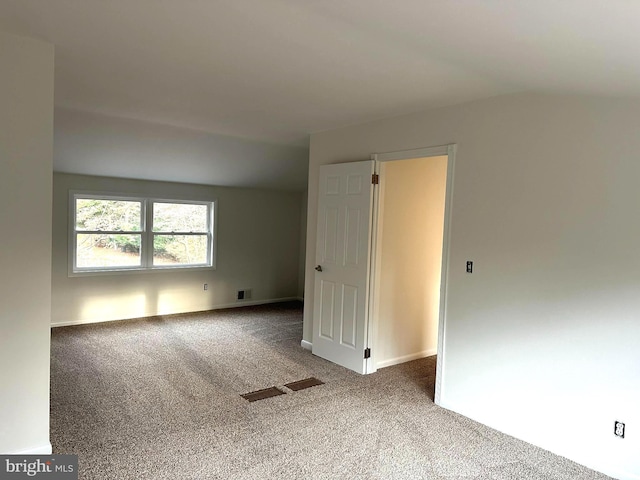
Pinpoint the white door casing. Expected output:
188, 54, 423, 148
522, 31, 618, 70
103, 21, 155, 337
312, 160, 375, 374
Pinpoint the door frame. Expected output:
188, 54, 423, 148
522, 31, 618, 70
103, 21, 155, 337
367, 144, 456, 406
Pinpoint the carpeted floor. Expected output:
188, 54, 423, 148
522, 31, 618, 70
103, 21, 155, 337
51, 301, 611, 479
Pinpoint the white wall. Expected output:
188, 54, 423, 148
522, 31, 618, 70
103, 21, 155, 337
298, 191, 308, 299
0, 31, 54, 454
304, 93, 640, 480
375, 156, 447, 368
52, 173, 303, 325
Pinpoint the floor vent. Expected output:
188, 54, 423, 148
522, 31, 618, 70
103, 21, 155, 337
284, 377, 324, 391
241, 387, 285, 402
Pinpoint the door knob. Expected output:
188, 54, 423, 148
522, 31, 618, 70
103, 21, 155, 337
315, 265, 323, 272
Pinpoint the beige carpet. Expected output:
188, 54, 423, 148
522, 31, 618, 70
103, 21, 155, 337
50, 301, 611, 479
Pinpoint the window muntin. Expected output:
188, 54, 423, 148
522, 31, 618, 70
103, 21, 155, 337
71, 194, 214, 274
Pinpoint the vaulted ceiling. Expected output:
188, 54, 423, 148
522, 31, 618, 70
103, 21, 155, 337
1, 1, 638, 187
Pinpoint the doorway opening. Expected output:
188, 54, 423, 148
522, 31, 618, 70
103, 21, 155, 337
370, 155, 447, 370
369, 145, 455, 405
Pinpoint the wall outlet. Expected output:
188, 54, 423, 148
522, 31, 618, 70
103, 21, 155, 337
203, 283, 208, 291
237, 289, 252, 301
614, 421, 625, 438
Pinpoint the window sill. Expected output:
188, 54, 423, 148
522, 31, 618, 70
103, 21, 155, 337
68, 264, 216, 278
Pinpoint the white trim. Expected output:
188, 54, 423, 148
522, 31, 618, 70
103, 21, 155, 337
592, 466, 640, 480
376, 349, 437, 369
9, 442, 52, 455
435, 144, 456, 406
373, 145, 450, 163
365, 158, 384, 374
361, 159, 377, 375
300, 340, 313, 350
68, 191, 217, 276
68, 264, 217, 277
50, 297, 300, 328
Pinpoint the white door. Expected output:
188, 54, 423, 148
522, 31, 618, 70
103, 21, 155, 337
312, 160, 375, 374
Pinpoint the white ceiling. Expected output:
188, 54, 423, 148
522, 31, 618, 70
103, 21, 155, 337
2, 0, 640, 180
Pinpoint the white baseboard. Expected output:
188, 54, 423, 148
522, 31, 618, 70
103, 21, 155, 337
52, 315, 136, 328
51, 297, 302, 328
8, 442, 52, 455
576, 460, 640, 480
193, 297, 301, 312
376, 348, 437, 369
300, 340, 312, 351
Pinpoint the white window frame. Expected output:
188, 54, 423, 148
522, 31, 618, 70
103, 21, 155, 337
69, 191, 217, 276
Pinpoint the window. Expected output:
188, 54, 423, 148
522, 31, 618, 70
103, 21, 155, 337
152, 202, 210, 267
71, 193, 215, 274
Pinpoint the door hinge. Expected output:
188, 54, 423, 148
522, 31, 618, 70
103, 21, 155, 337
364, 348, 371, 359
371, 173, 379, 185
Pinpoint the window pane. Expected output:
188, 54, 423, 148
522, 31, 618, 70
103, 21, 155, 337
76, 199, 142, 231
76, 234, 142, 268
153, 203, 208, 232
153, 235, 208, 266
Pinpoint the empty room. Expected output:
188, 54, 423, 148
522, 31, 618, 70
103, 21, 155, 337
0, 1, 638, 479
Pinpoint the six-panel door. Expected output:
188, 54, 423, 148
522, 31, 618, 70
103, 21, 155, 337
312, 160, 375, 374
